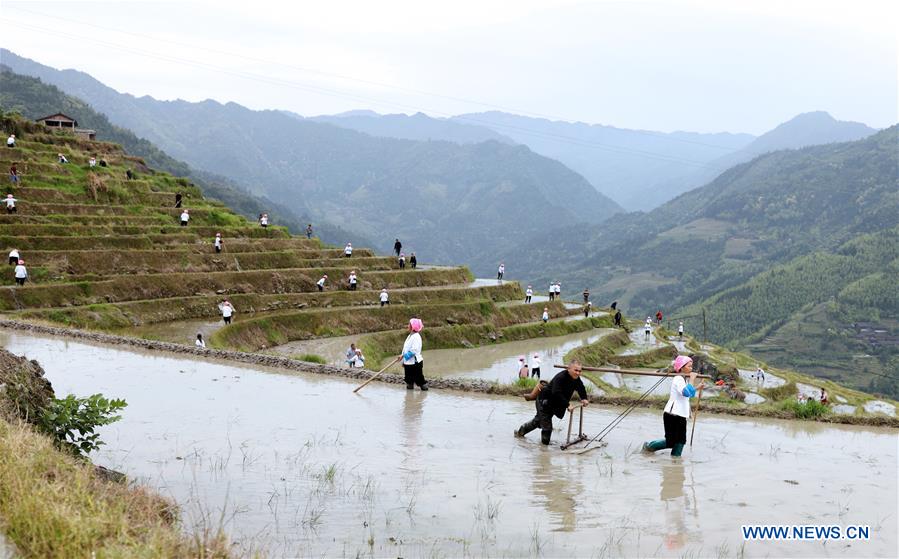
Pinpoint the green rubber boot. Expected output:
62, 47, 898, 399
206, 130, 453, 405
671, 443, 685, 457
642, 439, 667, 452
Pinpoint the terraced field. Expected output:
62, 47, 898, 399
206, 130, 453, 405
1, 115, 896, 423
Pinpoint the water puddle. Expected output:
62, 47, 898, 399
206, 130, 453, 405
2, 331, 896, 558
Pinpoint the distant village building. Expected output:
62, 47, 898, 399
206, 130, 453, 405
35, 113, 96, 140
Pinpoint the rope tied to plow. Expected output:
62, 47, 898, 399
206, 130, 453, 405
575, 374, 669, 453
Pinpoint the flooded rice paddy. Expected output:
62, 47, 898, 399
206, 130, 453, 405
2, 331, 896, 558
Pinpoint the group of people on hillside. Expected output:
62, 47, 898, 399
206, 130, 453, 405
8, 248, 26, 286
517, 353, 543, 379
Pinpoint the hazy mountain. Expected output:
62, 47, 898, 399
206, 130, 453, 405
300, 111, 515, 145
506, 125, 898, 314
449, 111, 756, 210
0, 67, 363, 245
1, 49, 622, 269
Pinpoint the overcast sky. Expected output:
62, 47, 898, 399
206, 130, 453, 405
1, 0, 896, 134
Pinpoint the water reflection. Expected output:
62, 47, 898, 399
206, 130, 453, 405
529, 447, 584, 532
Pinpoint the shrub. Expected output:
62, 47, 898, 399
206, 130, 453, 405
780, 399, 829, 419
762, 381, 797, 401
294, 353, 326, 364
38, 394, 127, 456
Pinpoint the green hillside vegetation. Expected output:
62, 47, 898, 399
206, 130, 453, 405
0, 67, 363, 247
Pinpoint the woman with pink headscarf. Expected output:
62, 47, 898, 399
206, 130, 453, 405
401, 318, 428, 390
642, 355, 704, 457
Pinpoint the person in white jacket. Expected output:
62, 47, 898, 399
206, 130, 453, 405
644, 317, 653, 341
525, 285, 533, 304
195, 333, 206, 348
344, 243, 353, 258
214, 233, 223, 253
259, 213, 269, 228
220, 300, 235, 324
5, 194, 17, 214
180, 209, 190, 226
8, 248, 19, 266
554, 282, 561, 299
379, 288, 390, 307
678, 321, 684, 339
13, 259, 27, 286
542, 307, 549, 323
316, 274, 328, 291
642, 356, 704, 457
548, 283, 555, 301
497, 263, 505, 280
348, 270, 358, 291
351, 348, 366, 368
531, 353, 542, 379
401, 318, 427, 390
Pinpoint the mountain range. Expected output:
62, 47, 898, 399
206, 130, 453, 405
0, 49, 622, 268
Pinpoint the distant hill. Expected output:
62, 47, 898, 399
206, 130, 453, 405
1, 49, 622, 269
301, 111, 515, 145
0, 68, 362, 246
450, 110, 756, 210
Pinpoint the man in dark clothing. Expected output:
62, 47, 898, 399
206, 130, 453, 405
394, 238, 402, 257
614, 310, 622, 327
409, 252, 417, 269
175, 193, 183, 208
610, 301, 617, 310
515, 360, 589, 445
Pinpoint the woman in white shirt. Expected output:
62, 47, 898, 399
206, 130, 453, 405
195, 333, 206, 348
214, 233, 223, 253
220, 300, 235, 324
541, 307, 549, 323
379, 288, 390, 307
5, 194, 17, 214
344, 243, 353, 257
642, 355, 704, 457
401, 318, 427, 390
13, 259, 27, 286
525, 285, 532, 304
531, 353, 542, 379
351, 349, 366, 368
348, 270, 358, 290
180, 209, 190, 226
8, 248, 19, 265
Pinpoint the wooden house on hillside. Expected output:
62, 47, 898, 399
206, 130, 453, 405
35, 113, 96, 140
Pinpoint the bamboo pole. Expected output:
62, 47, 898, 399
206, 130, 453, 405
690, 385, 704, 447
352, 356, 401, 393
553, 364, 711, 379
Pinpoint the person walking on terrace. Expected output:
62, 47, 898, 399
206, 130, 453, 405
195, 333, 206, 348
8, 164, 18, 186
644, 317, 653, 341
175, 193, 183, 208
394, 238, 402, 257
316, 274, 328, 292
8, 248, 20, 266
642, 355, 704, 458
220, 300, 235, 324
582, 288, 590, 304
5, 194, 17, 214
348, 270, 358, 291
584, 301, 592, 317
398, 252, 406, 269
542, 307, 549, 323
678, 321, 684, 339
656, 310, 663, 325
379, 288, 390, 307
525, 285, 533, 304
554, 282, 562, 300
497, 262, 505, 281
548, 282, 555, 301
515, 360, 589, 445
401, 318, 428, 390
531, 353, 542, 379
13, 259, 27, 286
89, 156, 97, 168
6, 134, 15, 148
344, 242, 353, 258
614, 310, 622, 328
214, 233, 223, 253
259, 213, 269, 228
306, 224, 313, 239
409, 252, 417, 269
180, 209, 190, 226
58, 153, 68, 164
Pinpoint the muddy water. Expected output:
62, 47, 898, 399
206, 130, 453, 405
408, 328, 620, 382
3, 331, 896, 558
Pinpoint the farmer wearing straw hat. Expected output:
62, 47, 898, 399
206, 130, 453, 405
401, 318, 428, 390
642, 355, 705, 458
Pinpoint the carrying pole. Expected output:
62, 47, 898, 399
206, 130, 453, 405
353, 356, 401, 393
553, 364, 711, 379
690, 385, 704, 447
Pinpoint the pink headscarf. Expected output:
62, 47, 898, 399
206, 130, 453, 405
673, 355, 693, 373
409, 318, 423, 332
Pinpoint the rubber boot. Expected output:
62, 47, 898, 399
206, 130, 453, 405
643, 439, 667, 453
540, 429, 552, 445
671, 443, 685, 457
420, 383, 429, 391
